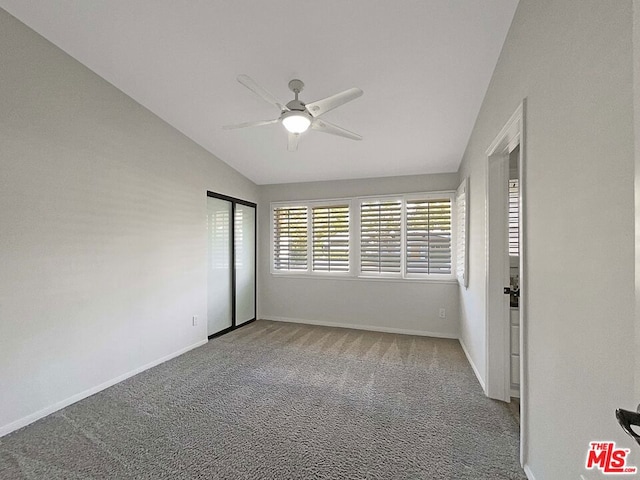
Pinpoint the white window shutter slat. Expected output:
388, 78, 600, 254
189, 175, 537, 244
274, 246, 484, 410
456, 178, 468, 287
273, 206, 308, 271
312, 205, 350, 272
405, 198, 452, 275
360, 200, 402, 274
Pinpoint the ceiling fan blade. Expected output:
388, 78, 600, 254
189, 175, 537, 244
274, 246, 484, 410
287, 132, 300, 151
237, 74, 288, 112
311, 119, 362, 141
305, 87, 363, 117
222, 119, 279, 130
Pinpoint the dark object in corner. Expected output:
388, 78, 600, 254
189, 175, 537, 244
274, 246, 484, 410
616, 406, 640, 447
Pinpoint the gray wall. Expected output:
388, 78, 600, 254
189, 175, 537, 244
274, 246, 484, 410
258, 173, 460, 337
0, 9, 257, 433
458, 0, 636, 477
634, 0, 640, 405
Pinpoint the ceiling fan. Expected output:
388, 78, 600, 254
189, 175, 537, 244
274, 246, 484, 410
223, 75, 363, 151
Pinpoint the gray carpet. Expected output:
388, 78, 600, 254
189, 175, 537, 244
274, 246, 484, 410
0, 320, 526, 479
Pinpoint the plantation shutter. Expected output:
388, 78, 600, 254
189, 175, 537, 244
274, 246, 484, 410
312, 205, 349, 272
455, 179, 468, 287
360, 200, 402, 274
509, 179, 519, 256
406, 197, 452, 275
273, 206, 308, 271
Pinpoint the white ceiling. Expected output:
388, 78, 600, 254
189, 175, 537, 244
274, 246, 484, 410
1, 1, 519, 185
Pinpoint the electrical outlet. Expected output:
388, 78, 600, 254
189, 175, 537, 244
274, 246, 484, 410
192, 315, 198, 326
438, 308, 446, 319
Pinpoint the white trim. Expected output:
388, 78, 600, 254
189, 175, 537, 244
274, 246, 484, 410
459, 338, 486, 392
485, 102, 524, 402
523, 464, 536, 480
0, 339, 208, 438
270, 273, 458, 284
486, 103, 523, 156
518, 102, 528, 470
262, 315, 459, 339
485, 100, 528, 468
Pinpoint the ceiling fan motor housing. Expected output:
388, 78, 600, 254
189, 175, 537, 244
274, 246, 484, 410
285, 98, 307, 112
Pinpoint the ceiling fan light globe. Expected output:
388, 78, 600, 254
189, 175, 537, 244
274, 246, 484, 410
282, 114, 311, 134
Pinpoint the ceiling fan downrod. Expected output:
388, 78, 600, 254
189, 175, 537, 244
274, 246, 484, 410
288, 79, 304, 102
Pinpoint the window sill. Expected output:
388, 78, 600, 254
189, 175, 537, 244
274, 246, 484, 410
270, 272, 457, 285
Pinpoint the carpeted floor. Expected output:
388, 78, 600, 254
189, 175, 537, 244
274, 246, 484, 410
0, 320, 526, 479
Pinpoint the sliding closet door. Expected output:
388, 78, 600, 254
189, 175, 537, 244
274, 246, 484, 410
234, 204, 256, 325
207, 197, 233, 336
207, 192, 256, 337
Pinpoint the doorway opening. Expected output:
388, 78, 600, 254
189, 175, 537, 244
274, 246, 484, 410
485, 102, 526, 466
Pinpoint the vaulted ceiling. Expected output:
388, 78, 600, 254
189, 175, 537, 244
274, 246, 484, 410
0, 1, 519, 184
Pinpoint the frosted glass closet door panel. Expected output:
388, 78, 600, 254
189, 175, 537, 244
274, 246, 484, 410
235, 204, 256, 325
207, 197, 233, 335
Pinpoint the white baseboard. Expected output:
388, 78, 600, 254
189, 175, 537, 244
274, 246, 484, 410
0, 339, 208, 438
523, 464, 536, 480
459, 338, 486, 392
261, 315, 459, 339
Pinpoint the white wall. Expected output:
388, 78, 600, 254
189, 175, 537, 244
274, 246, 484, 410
0, 9, 258, 435
458, 1, 636, 478
258, 173, 460, 338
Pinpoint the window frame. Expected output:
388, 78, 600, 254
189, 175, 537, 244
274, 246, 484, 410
310, 202, 351, 274
455, 178, 469, 288
271, 198, 354, 276
356, 195, 405, 279
272, 204, 310, 272
403, 192, 455, 281
271, 191, 457, 283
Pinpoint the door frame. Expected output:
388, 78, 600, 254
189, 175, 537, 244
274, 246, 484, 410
206, 191, 257, 339
484, 101, 527, 465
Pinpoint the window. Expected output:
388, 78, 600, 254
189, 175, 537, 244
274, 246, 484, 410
273, 206, 308, 271
508, 179, 519, 256
360, 200, 402, 274
455, 178, 468, 287
272, 203, 350, 273
312, 205, 350, 272
405, 197, 452, 275
272, 191, 455, 281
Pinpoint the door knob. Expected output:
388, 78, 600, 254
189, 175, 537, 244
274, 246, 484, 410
504, 287, 520, 297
